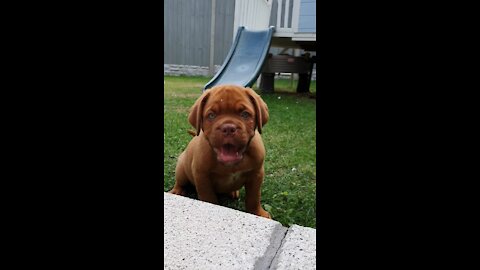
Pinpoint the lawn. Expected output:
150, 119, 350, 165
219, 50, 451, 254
164, 75, 316, 228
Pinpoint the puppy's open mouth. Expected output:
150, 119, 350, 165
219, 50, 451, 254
214, 143, 245, 164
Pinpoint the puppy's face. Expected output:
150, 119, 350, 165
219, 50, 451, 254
189, 85, 269, 165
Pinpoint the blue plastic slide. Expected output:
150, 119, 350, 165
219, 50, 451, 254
203, 26, 275, 92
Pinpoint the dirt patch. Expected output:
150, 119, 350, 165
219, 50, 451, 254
170, 106, 190, 113
165, 92, 201, 99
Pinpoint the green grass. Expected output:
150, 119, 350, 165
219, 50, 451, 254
164, 75, 316, 228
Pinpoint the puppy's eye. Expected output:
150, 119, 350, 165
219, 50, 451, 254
240, 111, 250, 119
208, 113, 216, 120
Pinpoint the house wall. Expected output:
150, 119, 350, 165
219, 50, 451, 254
164, 0, 315, 80
164, 0, 235, 68
298, 0, 316, 32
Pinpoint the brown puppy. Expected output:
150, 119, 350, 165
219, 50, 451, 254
169, 84, 271, 219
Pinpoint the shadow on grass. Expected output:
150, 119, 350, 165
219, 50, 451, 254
166, 185, 245, 211
261, 90, 316, 99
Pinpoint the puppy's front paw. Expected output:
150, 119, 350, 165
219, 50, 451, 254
169, 187, 187, 196
230, 190, 240, 200
253, 208, 271, 219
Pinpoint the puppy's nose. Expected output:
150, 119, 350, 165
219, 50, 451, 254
221, 123, 237, 136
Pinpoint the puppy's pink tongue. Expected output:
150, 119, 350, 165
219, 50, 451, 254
218, 144, 242, 163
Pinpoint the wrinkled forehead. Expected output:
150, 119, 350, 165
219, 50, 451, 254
205, 87, 254, 112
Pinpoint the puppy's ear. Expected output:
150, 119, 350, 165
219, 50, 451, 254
188, 91, 210, 136
245, 87, 269, 134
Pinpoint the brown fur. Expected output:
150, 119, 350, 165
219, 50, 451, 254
169, 85, 271, 218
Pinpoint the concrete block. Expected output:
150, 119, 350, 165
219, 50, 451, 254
269, 225, 317, 270
164, 192, 287, 270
